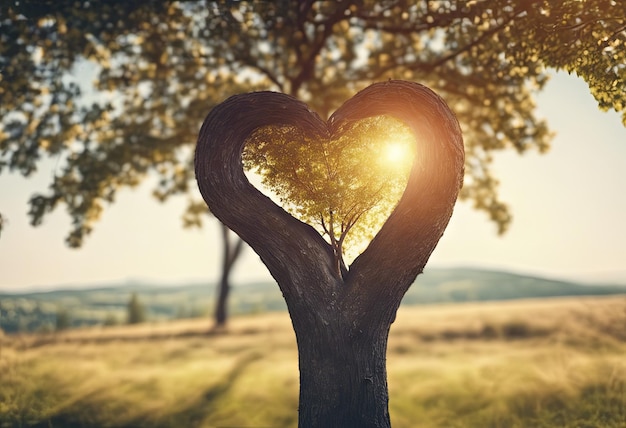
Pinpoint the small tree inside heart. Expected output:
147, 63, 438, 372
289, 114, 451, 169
243, 116, 416, 276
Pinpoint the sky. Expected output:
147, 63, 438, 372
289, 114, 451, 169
1, 72, 625, 292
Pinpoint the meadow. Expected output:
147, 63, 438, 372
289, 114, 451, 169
1, 295, 625, 427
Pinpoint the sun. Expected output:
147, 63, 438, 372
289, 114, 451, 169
385, 143, 409, 164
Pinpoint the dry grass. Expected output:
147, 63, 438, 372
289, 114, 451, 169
388, 296, 626, 427
1, 296, 625, 427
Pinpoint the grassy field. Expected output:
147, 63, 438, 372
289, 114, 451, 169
1, 295, 625, 427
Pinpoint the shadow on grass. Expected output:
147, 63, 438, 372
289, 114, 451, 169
30, 352, 263, 428
144, 351, 264, 428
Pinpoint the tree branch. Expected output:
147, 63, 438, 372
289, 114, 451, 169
369, 5, 528, 80
331, 81, 464, 319
290, 0, 352, 96
195, 91, 342, 316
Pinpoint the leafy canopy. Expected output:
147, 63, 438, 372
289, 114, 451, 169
244, 116, 415, 270
0, 0, 624, 245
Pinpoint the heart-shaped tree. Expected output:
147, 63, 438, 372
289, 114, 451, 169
195, 80, 464, 427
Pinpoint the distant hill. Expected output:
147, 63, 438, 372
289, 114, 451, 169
1, 267, 625, 333
404, 267, 626, 304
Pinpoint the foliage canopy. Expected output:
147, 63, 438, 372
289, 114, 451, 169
1, 0, 624, 244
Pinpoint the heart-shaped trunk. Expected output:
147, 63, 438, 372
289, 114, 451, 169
195, 80, 464, 427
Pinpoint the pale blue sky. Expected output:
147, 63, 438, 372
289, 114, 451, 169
1, 72, 625, 291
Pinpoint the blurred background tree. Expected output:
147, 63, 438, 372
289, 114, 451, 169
55, 306, 71, 331
1, 0, 624, 324
126, 292, 146, 325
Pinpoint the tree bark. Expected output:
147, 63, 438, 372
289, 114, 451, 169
195, 80, 464, 426
296, 311, 393, 426
214, 223, 244, 327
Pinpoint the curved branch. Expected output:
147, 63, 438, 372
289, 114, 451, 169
330, 81, 464, 317
194, 92, 340, 312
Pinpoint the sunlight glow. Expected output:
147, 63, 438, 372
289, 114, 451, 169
385, 143, 409, 163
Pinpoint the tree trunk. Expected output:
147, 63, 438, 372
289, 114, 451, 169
296, 314, 392, 427
195, 80, 464, 426
214, 272, 229, 327
214, 223, 244, 327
